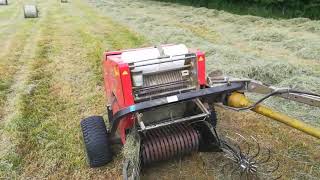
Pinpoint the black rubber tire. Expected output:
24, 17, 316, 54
81, 116, 113, 167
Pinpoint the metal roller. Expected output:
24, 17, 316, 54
141, 124, 200, 165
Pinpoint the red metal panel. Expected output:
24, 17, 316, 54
103, 53, 113, 105
118, 63, 135, 143
104, 51, 135, 143
119, 63, 134, 106
104, 59, 124, 106
196, 51, 206, 85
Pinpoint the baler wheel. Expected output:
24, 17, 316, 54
80, 116, 113, 167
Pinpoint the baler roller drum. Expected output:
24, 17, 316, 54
134, 68, 194, 100
141, 124, 200, 165
143, 70, 185, 87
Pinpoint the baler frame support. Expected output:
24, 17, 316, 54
109, 82, 244, 136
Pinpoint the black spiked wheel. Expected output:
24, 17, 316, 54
80, 116, 113, 167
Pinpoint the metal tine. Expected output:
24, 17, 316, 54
223, 147, 241, 162
223, 136, 242, 158
248, 136, 260, 161
235, 141, 244, 159
259, 171, 281, 180
235, 133, 252, 158
266, 160, 280, 173
230, 165, 241, 179
249, 167, 257, 174
221, 143, 241, 163
239, 170, 244, 179
255, 148, 271, 165
230, 137, 244, 158
222, 162, 233, 175
248, 168, 258, 180
245, 171, 250, 180
225, 155, 238, 163
257, 161, 281, 179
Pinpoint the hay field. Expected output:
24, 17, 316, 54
86, 0, 320, 178
90, 0, 320, 126
0, 0, 319, 179
0, 0, 143, 178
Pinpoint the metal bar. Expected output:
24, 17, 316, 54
135, 83, 190, 95
140, 113, 209, 131
135, 86, 196, 102
194, 98, 210, 115
110, 82, 244, 136
209, 78, 251, 84
143, 64, 191, 76
129, 56, 196, 69
140, 98, 209, 131
128, 53, 196, 64
209, 77, 320, 107
133, 80, 189, 91
247, 81, 320, 107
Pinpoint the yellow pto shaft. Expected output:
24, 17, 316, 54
227, 92, 320, 139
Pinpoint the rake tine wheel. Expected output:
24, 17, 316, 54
219, 133, 281, 179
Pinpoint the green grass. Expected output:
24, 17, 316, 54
0, 10, 59, 177
90, 0, 320, 178
78, 28, 145, 84
74, 0, 146, 83
150, 0, 320, 19
0, 20, 36, 113
1, 0, 319, 179
0, 0, 146, 178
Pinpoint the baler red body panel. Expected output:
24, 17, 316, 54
103, 47, 206, 144
103, 52, 134, 143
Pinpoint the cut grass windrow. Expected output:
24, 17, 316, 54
0, 2, 56, 178
1, 0, 145, 178
0, 19, 39, 118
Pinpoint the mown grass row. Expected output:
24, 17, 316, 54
0, 11, 61, 178
1, 0, 146, 178
0, 0, 19, 21
0, 20, 37, 117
